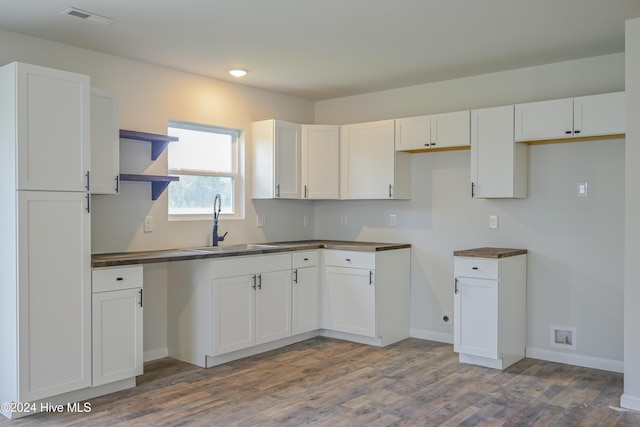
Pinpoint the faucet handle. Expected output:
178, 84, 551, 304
219, 231, 228, 242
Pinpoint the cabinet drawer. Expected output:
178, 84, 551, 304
324, 250, 375, 269
213, 253, 291, 278
93, 265, 143, 293
454, 257, 498, 279
292, 250, 319, 268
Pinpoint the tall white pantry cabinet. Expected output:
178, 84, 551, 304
0, 62, 91, 417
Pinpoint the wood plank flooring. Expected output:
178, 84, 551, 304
3, 337, 640, 426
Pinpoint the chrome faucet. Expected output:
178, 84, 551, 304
212, 194, 228, 246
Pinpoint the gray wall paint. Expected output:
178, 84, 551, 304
623, 17, 640, 410
0, 28, 628, 369
314, 54, 626, 367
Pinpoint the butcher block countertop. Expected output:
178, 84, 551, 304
92, 240, 411, 268
453, 247, 527, 259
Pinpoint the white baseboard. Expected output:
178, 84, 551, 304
410, 328, 454, 344
621, 393, 640, 412
144, 347, 169, 362
526, 347, 623, 373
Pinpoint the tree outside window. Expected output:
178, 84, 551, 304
167, 121, 241, 218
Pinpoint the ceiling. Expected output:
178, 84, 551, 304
1, 1, 640, 101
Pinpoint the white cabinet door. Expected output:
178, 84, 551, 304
92, 288, 143, 386
90, 88, 119, 195
252, 119, 301, 199
301, 124, 340, 199
18, 191, 91, 401
274, 121, 301, 199
514, 98, 574, 142
395, 111, 470, 151
431, 110, 470, 149
292, 266, 320, 335
574, 92, 625, 137
394, 115, 431, 150
471, 105, 527, 198
213, 274, 255, 355
255, 270, 292, 344
324, 266, 376, 337
340, 120, 398, 199
454, 277, 498, 359
15, 63, 90, 192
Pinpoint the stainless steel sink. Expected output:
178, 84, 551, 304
187, 244, 278, 253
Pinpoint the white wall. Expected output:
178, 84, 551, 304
314, 54, 626, 370
0, 29, 316, 358
622, 17, 640, 411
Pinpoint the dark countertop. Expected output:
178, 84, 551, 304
92, 240, 411, 268
453, 247, 527, 259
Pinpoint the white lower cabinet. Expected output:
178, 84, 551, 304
166, 247, 409, 368
322, 248, 411, 346
324, 265, 376, 337
92, 266, 143, 386
291, 251, 320, 335
212, 254, 292, 356
454, 252, 527, 369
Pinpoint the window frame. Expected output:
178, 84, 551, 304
167, 120, 244, 221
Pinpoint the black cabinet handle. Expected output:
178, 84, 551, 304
565, 130, 572, 134
574, 130, 581, 134
294, 269, 298, 284
252, 274, 257, 290
258, 274, 262, 290
115, 175, 119, 193
472, 267, 479, 270
139, 289, 143, 307
471, 182, 476, 198
369, 271, 373, 285
454, 278, 459, 294
116, 277, 123, 281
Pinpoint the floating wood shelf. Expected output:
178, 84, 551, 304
119, 174, 179, 200
119, 129, 179, 160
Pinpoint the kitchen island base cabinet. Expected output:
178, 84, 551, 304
454, 252, 527, 370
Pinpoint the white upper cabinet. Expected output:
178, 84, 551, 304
341, 120, 410, 199
574, 92, 625, 137
515, 92, 625, 142
252, 119, 301, 199
301, 124, 340, 199
471, 105, 527, 199
395, 110, 470, 151
90, 88, 119, 195
5, 62, 90, 192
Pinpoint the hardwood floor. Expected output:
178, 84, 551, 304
3, 337, 640, 426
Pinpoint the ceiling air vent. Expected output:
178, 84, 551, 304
60, 7, 116, 25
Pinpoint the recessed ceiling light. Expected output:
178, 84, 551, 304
229, 69, 248, 77
60, 7, 116, 25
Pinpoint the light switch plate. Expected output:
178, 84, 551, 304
489, 214, 499, 229
389, 214, 397, 227
578, 182, 588, 197
257, 215, 267, 227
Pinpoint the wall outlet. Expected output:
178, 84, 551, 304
389, 214, 397, 227
144, 216, 153, 233
441, 312, 453, 326
489, 214, 499, 229
340, 214, 348, 226
257, 215, 267, 228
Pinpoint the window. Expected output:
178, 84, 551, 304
167, 120, 242, 218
